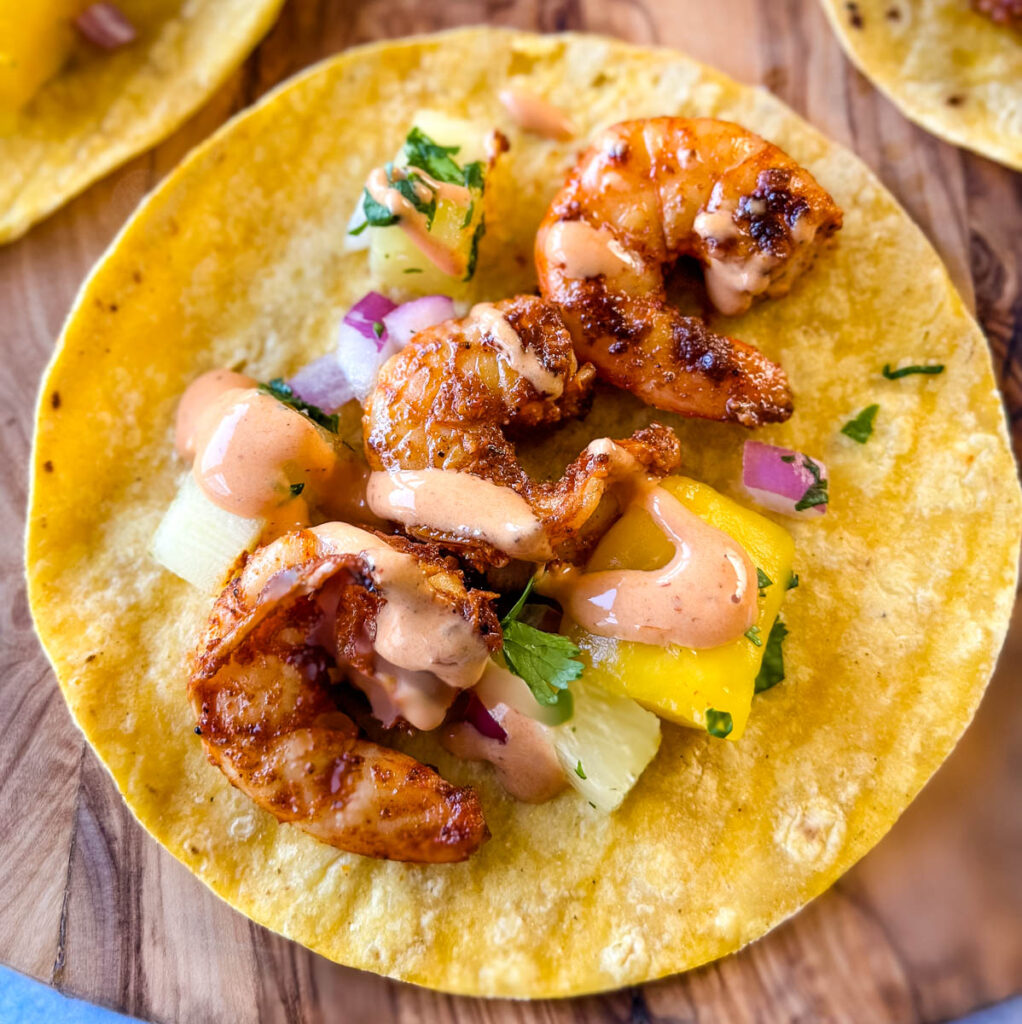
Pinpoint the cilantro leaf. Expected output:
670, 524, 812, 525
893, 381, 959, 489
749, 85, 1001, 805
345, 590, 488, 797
462, 160, 485, 191
499, 579, 584, 706
574, 760, 587, 780
289, 482, 305, 497
402, 267, 423, 274
372, 321, 384, 339
706, 708, 733, 738
794, 455, 828, 512
402, 127, 463, 184
841, 403, 879, 443
389, 172, 437, 229
882, 363, 945, 379
258, 378, 338, 433
358, 188, 398, 229
744, 625, 763, 647
786, 571, 799, 590
465, 218, 486, 280
754, 619, 788, 693
757, 568, 773, 596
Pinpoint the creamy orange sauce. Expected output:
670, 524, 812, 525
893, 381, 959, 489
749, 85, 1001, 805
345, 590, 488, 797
175, 368, 255, 460
442, 703, 566, 803
191, 388, 337, 521
313, 522, 491, 692
543, 219, 646, 288
366, 165, 468, 276
498, 86, 575, 141
367, 468, 553, 562
467, 302, 564, 397
538, 445, 757, 649
693, 198, 778, 316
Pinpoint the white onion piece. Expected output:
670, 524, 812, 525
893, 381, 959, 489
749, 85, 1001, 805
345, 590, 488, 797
382, 295, 455, 347
336, 324, 398, 403
287, 354, 354, 412
742, 440, 828, 518
74, 3, 137, 48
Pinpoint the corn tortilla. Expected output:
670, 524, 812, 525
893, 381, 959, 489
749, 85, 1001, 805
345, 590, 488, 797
0, 0, 285, 243
818, 0, 1021, 170
26, 28, 1021, 997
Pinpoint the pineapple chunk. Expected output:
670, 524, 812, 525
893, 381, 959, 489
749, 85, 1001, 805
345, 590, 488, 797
564, 477, 795, 741
0, 0, 80, 122
364, 111, 496, 299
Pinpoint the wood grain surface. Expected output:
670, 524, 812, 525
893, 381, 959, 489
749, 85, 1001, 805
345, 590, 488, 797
1, 1, 1019, 1022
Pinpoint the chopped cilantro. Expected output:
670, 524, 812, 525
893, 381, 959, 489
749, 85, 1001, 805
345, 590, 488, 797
356, 189, 398, 230
499, 578, 583, 706
461, 199, 475, 229
882, 363, 945, 379
786, 571, 799, 590
402, 127, 487, 193
706, 708, 733, 738
258, 379, 338, 433
372, 321, 384, 339
289, 482, 305, 497
794, 455, 828, 512
575, 760, 587, 780
757, 568, 773, 596
754, 619, 788, 693
464, 219, 486, 280
402, 127, 463, 184
840, 403, 879, 443
780, 454, 796, 464
389, 171, 437, 228
744, 625, 763, 647
402, 267, 423, 274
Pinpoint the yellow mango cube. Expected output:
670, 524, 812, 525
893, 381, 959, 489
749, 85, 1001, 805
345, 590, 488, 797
565, 476, 794, 741
0, 1, 81, 120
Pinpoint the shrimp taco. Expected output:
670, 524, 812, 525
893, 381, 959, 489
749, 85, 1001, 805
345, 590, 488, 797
0, 0, 284, 243
27, 28, 1020, 996
819, 0, 1021, 169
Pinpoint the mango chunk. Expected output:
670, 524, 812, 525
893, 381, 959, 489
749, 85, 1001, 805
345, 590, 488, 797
565, 476, 794, 741
0, 1, 80, 119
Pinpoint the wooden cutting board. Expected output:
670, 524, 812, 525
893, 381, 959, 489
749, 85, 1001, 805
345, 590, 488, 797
1, 2, 1018, 1022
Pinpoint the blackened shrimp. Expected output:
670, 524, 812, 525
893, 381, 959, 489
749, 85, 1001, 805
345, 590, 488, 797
363, 295, 682, 567
536, 117, 843, 427
190, 524, 501, 863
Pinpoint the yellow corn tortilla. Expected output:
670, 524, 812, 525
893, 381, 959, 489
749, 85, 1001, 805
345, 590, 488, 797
26, 28, 1021, 997
0, 0, 285, 244
819, 0, 1021, 170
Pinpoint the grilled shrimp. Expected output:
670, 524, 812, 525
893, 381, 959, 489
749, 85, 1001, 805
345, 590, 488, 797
536, 117, 843, 427
972, 0, 1021, 25
189, 524, 500, 862
363, 295, 682, 566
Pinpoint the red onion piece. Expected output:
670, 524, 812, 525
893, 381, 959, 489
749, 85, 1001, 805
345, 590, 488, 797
343, 292, 398, 350
743, 441, 828, 518
382, 295, 455, 347
286, 354, 354, 413
74, 3, 137, 48
450, 691, 508, 743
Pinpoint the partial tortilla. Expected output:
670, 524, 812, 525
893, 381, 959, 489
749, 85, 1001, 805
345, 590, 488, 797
26, 28, 1020, 997
0, 0, 285, 243
819, 0, 1021, 170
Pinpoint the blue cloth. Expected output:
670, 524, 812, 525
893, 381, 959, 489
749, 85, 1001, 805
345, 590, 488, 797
0, 961, 1018, 1022
0, 966, 143, 1023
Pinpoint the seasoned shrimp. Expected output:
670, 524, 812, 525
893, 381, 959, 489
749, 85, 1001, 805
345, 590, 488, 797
536, 117, 843, 426
972, 0, 1021, 25
190, 525, 500, 863
363, 295, 682, 566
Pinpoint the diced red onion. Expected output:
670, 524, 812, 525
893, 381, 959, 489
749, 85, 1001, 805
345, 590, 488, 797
454, 691, 508, 744
742, 441, 828, 518
287, 354, 354, 413
382, 295, 455, 347
74, 3, 137, 48
343, 292, 398, 349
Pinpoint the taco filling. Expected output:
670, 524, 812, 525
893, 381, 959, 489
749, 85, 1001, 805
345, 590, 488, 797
147, 110, 849, 863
